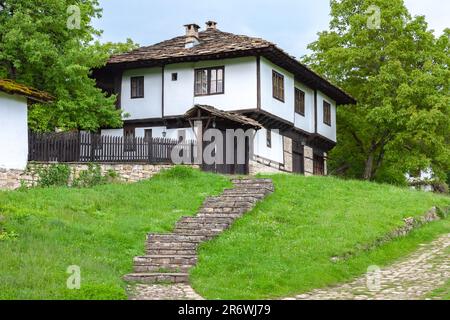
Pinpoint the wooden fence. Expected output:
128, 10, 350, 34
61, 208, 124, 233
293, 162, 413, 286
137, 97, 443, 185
28, 131, 195, 164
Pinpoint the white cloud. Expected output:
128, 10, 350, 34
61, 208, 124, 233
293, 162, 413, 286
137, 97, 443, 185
404, 0, 449, 35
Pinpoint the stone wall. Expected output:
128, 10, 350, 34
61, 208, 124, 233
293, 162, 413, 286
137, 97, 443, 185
304, 146, 314, 176
249, 159, 284, 175
250, 139, 331, 177
330, 207, 447, 262
0, 163, 194, 190
0, 168, 26, 190
283, 136, 293, 173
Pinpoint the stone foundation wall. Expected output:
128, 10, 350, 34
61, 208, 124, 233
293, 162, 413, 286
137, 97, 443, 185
304, 146, 314, 176
0, 169, 26, 190
0, 163, 194, 190
283, 136, 293, 173
249, 159, 284, 175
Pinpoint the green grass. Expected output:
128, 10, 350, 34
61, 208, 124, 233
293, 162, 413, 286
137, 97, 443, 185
426, 280, 450, 300
426, 243, 450, 301
0, 166, 230, 300
190, 174, 450, 299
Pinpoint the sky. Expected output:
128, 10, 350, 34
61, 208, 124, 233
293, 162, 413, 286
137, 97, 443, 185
92, 0, 449, 58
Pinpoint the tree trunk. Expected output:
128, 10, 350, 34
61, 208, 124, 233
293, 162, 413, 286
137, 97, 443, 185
363, 153, 374, 180
6, 62, 17, 80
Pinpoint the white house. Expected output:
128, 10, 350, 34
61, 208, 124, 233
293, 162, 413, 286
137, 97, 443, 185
94, 21, 356, 175
0, 79, 53, 170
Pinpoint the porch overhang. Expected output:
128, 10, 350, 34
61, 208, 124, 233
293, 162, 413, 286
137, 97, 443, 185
183, 105, 264, 131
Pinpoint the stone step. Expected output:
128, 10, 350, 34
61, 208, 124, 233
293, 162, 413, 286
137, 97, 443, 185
175, 221, 231, 230
146, 241, 198, 250
222, 190, 266, 198
196, 213, 243, 219
232, 183, 274, 189
198, 207, 248, 214
201, 201, 256, 208
134, 255, 197, 266
178, 216, 236, 224
175, 222, 231, 230
133, 264, 193, 273
147, 233, 209, 243
124, 273, 189, 284
231, 179, 273, 184
232, 184, 274, 190
173, 227, 223, 237
232, 186, 274, 193
215, 195, 261, 202
146, 248, 197, 255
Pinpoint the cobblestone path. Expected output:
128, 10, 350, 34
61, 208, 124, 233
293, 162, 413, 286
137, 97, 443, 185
284, 234, 450, 300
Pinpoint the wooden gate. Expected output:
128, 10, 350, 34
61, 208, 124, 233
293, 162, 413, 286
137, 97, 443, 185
292, 141, 304, 174
201, 130, 250, 175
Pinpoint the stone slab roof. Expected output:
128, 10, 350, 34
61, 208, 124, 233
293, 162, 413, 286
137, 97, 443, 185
109, 29, 273, 64
185, 105, 263, 129
0, 79, 54, 103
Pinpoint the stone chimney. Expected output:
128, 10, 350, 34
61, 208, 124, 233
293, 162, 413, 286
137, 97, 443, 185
206, 21, 218, 30
184, 23, 200, 48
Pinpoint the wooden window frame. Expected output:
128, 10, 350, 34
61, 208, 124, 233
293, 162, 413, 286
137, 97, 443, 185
144, 129, 153, 141
295, 88, 305, 116
272, 70, 285, 102
130, 76, 144, 99
266, 129, 272, 148
323, 101, 332, 126
194, 66, 225, 96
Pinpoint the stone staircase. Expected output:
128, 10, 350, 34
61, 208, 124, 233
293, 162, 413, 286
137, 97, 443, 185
124, 178, 274, 284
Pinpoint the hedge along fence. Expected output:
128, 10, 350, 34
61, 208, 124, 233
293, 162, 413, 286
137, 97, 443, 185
28, 131, 196, 164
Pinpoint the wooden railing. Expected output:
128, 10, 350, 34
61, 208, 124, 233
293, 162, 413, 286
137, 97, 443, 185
28, 131, 195, 164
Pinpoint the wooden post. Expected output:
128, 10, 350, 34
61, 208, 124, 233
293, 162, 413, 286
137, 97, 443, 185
90, 132, 95, 162
148, 137, 153, 163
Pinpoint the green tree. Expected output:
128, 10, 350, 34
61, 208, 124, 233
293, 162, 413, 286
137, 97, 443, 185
303, 0, 450, 182
0, 0, 137, 132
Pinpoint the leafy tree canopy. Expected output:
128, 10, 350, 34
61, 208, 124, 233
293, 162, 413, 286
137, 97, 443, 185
303, 0, 450, 183
0, 0, 138, 132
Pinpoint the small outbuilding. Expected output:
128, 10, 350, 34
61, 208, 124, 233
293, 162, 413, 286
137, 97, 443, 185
0, 79, 53, 170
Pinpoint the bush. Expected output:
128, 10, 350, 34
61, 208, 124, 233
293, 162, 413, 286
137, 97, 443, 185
72, 164, 116, 188
28, 163, 119, 189
35, 164, 71, 187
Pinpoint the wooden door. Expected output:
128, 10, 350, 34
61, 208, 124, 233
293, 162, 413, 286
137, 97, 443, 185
292, 151, 304, 174
201, 131, 250, 175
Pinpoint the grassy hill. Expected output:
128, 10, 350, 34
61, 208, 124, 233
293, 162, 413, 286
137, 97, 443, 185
0, 167, 448, 300
0, 167, 230, 299
190, 174, 450, 299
